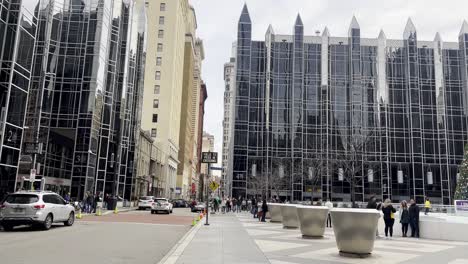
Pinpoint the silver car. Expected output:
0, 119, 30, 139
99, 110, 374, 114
151, 198, 173, 214
0, 191, 75, 231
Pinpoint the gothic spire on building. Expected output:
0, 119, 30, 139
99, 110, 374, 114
459, 20, 468, 36
239, 3, 251, 24
404, 18, 417, 39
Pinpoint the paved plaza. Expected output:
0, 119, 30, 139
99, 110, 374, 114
168, 212, 468, 264
239, 214, 468, 264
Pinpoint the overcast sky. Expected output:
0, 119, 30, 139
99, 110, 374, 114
190, 0, 468, 167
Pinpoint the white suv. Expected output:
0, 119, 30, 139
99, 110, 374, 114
0, 191, 75, 231
151, 198, 173, 214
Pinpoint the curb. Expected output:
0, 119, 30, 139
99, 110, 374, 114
157, 219, 203, 264
77, 207, 136, 218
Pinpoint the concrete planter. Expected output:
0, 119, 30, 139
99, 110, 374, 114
296, 205, 329, 238
330, 208, 380, 256
268, 203, 283, 223
280, 204, 299, 229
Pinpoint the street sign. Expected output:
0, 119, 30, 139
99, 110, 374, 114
30, 169, 36, 183
209, 181, 219, 192
210, 166, 223, 171
201, 152, 218, 163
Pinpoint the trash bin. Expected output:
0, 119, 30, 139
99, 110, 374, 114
107, 197, 117, 210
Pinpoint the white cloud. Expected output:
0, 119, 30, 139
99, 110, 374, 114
189, 0, 468, 167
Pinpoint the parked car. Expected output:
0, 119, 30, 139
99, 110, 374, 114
0, 191, 75, 231
151, 198, 173, 214
138, 196, 155, 210
191, 202, 206, 213
172, 199, 188, 208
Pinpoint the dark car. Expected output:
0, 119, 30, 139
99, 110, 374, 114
172, 199, 188, 208
191, 202, 205, 213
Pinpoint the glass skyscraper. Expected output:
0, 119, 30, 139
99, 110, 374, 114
0, 0, 37, 198
230, 5, 468, 205
0, 0, 147, 201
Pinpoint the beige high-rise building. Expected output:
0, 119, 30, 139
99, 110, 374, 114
141, 0, 199, 198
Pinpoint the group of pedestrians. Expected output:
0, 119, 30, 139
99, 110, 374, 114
368, 195, 428, 239
81, 192, 101, 213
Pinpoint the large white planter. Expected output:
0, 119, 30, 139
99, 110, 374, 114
268, 203, 283, 223
330, 208, 380, 256
280, 204, 299, 229
296, 205, 329, 238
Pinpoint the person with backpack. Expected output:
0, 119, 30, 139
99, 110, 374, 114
399, 200, 410, 237
381, 199, 396, 238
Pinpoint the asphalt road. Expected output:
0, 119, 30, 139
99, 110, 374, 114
0, 208, 195, 264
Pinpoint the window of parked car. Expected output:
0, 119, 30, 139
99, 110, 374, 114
42, 194, 56, 204
51, 195, 66, 205
5, 194, 39, 204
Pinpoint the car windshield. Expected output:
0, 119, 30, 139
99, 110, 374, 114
5, 194, 39, 204
140, 196, 153, 200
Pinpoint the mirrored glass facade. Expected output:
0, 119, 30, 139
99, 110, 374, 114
231, 7, 468, 204
0, 0, 38, 198
0, 0, 147, 200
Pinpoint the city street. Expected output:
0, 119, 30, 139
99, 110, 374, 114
0, 208, 195, 264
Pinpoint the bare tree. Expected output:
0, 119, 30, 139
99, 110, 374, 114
330, 130, 380, 204
269, 158, 290, 201
303, 152, 325, 201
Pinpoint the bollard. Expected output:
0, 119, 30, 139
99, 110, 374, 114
113, 206, 118, 214
76, 209, 82, 219
96, 206, 102, 216
192, 217, 197, 226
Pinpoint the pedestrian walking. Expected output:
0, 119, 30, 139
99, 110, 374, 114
409, 199, 420, 238
261, 199, 268, 222
242, 198, 247, 211
382, 199, 396, 238
399, 200, 410, 237
93, 193, 99, 213
86, 192, 94, 213
325, 200, 333, 228
424, 198, 431, 215
221, 198, 226, 213
251, 197, 257, 218
226, 198, 231, 212
63, 193, 71, 203
237, 197, 242, 213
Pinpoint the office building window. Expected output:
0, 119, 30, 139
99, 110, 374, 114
160, 3, 166, 11
151, 128, 157, 137
157, 43, 163, 52
158, 30, 164, 38
156, 57, 162, 66
153, 99, 159, 108
155, 71, 161, 80
152, 114, 158, 123
154, 85, 160, 94
159, 16, 165, 25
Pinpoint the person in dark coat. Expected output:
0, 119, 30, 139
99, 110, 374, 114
381, 199, 396, 238
261, 199, 268, 222
399, 200, 410, 237
408, 199, 420, 238
366, 196, 377, 209
251, 197, 257, 218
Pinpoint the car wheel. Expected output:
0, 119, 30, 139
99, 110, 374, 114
42, 214, 53, 230
170, 210, 173, 214
64, 212, 75, 226
2, 224, 14, 231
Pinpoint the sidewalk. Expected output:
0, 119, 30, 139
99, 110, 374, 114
162, 211, 468, 264
171, 213, 269, 264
